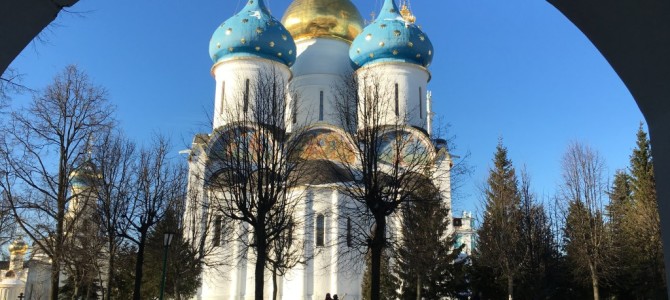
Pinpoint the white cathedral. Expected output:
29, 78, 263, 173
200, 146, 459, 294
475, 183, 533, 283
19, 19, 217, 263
185, 0, 456, 299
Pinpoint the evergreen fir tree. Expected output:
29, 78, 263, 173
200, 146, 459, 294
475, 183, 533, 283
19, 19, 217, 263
392, 189, 466, 300
361, 250, 395, 300
628, 124, 667, 298
140, 209, 202, 299
606, 170, 636, 298
472, 140, 523, 300
516, 171, 562, 300
563, 200, 607, 298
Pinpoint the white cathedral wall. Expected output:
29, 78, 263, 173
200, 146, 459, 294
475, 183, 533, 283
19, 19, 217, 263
191, 182, 362, 300
434, 154, 455, 237
355, 63, 431, 131
288, 75, 344, 130
186, 152, 376, 299
288, 38, 355, 132
211, 59, 292, 130
292, 38, 353, 77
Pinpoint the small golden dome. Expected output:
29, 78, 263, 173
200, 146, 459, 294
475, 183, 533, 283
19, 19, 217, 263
281, 0, 364, 43
8, 237, 28, 255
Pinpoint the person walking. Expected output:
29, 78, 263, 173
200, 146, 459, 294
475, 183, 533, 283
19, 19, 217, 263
325, 293, 332, 300
333, 295, 339, 300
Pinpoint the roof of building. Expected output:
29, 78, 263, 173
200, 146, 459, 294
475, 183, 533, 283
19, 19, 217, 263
209, 0, 297, 66
295, 160, 354, 185
281, 0, 364, 43
349, 0, 433, 69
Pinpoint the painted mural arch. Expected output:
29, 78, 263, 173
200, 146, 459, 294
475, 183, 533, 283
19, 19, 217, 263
205, 122, 280, 183
376, 126, 436, 170
293, 125, 358, 165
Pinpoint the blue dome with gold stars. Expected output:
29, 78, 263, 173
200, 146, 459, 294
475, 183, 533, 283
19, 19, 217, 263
210, 0, 297, 66
349, 0, 433, 69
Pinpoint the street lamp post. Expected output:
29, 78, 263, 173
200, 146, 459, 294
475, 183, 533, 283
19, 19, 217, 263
159, 231, 175, 300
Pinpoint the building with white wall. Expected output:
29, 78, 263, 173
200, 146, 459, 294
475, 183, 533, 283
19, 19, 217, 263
185, 0, 450, 299
453, 211, 475, 257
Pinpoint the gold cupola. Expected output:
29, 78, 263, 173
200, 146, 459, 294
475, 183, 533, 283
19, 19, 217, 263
8, 237, 28, 256
281, 0, 364, 43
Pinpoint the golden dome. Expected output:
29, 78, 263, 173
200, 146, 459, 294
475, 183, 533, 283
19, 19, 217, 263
281, 0, 364, 43
8, 237, 28, 255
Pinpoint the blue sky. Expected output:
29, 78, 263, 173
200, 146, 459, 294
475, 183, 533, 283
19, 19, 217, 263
7, 0, 644, 216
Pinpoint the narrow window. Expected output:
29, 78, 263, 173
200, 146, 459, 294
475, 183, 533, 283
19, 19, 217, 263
319, 91, 324, 121
213, 215, 222, 247
419, 87, 423, 119
244, 79, 250, 112
316, 214, 325, 247
347, 217, 352, 247
395, 83, 399, 117
272, 81, 277, 117
293, 96, 298, 124
287, 223, 294, 247
221, 81, 226, 114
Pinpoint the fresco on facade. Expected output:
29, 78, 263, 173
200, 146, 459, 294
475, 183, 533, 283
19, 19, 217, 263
211, 126, 272, 163
298, 129, 356, 164
378, 130, 432, 167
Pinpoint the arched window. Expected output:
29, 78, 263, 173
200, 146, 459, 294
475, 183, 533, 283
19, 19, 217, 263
319, 91, 324, 121
221, 81, 226, 114
244, 79, 250, 112
419, 86, 423, 119
394, 83, 400, 117
293, 96, 298, 124
347, 217, 352, 247
213, 215, 222, 247
316, 214, 325, 247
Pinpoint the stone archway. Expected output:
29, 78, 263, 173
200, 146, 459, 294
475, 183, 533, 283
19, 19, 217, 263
0, 0, 79, 74
2, 0, 669, 296
547, 0, 670, 297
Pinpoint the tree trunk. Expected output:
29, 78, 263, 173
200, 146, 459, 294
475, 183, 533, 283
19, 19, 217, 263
106, 241, 115, 300
507, 275, 514, 300
416, 275, 421, 300
72, 281, 78, 300
175, 283, 181, 300
132, 231, 148, 300
85, 284, 91, 299
589, 263, 600, 300
255, 221, 267, 300
50, 255, 60, 300
370, 216, 386, 300
52, 178, 66, 300
272, 268, 279, 300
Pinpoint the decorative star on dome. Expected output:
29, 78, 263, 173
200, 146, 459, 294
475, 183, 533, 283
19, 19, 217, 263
250, 11, 262, 19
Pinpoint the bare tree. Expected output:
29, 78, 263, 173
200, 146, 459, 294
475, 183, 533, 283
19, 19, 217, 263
182, 178, 234, 275
560, 142, 610, 300
266, 217, 306, 300
59, 219, 105, 300
0, 68, 31, 103
89, 130, 135, 300
517, 168, 562, 299
120, 136, 186, 300
201, 67, 309, 300
0, 194, 16, 251
0, 65, 114, 300
331, 73, 447, 300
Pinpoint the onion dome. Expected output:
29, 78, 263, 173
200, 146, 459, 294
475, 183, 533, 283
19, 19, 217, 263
281, 0, 364, 43
8, 237, 28, 255
70, 160, 97, 188
210, 0, 297, 66
349, 0, 433, 69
